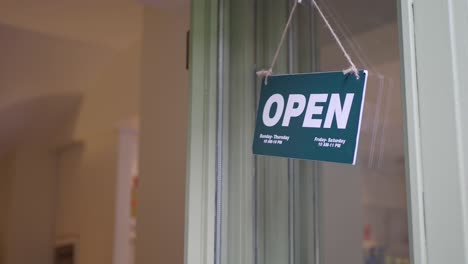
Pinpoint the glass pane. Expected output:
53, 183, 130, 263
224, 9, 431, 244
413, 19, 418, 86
218, 0, 409, 264
314, 0, 409, 263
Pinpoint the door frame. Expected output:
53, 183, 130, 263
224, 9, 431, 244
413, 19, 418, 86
399, 0, 468, 263
184, 1, 219, 264
185, 0, 468, 264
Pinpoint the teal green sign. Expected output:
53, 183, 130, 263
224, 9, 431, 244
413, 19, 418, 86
253, 71, 368, 165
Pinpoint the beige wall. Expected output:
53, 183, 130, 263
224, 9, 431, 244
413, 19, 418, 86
56, 42, 141, 264
0, 23, 112, 109
1, 3, 190, 264
136, 6, 189, 264
0, 154, 13, 264
2, 22, 142, 264
5, 144, 57, 264
55, 144, 83, 242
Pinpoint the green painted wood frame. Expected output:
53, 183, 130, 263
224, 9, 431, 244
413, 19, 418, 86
399, 0, 468, 263
185, 0, 468, 263
184, 1, 218, 264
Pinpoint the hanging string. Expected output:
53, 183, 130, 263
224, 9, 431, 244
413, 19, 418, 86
256, 0, 299, 85
257, 0, 360, 85
311, 0, 359, 79
318, 0, 374, 74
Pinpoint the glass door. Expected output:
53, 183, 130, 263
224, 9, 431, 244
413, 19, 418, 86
186, 0, 468, 264
313, 1, 409, 263
216, 1, 409, 264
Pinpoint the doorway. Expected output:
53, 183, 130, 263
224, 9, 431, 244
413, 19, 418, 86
186, 0, 468, 263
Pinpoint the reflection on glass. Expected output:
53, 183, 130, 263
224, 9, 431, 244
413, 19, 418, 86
315, 0, 409, 263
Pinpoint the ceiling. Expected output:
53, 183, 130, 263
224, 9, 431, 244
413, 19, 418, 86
0, 0, 190, 50
0, 1, 143, 50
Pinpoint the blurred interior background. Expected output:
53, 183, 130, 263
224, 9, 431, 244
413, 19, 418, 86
0, 1, 190, 264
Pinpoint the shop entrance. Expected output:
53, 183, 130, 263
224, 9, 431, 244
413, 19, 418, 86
185, 0, 468, 264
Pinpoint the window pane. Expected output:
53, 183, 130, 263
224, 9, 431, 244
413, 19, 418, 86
314, 0, 409, 263
218, 1, 409, 264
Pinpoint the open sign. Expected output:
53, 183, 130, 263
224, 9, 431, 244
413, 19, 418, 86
253, 71, 368, 165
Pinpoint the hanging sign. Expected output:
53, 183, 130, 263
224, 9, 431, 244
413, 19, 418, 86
253, 70, 368, 165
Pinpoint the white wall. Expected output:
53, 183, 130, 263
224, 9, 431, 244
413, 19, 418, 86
136, 6, 189, 264
113, 127, 139, 264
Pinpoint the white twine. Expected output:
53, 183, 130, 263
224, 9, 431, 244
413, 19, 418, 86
257, 0, 360, 85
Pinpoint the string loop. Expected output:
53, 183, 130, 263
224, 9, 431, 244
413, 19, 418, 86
257, 0, 360, 85
311, 0, 359, 79
256, 0, 299, 85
